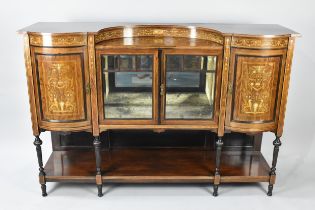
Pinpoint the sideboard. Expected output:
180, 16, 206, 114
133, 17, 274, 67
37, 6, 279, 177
18, 22, 299, 197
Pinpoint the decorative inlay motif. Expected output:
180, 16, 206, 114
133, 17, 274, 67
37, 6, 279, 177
218, 37, 231, 136
37, 55, 85, 121
87, 34, 100, 135
133, 27, 190, 38
95, 27, 224, 44
29, 34, 87, 47
197, 29, 224, 45
95, 28, 123, 43
240, 63, 274, 114
231, 37, 288, 49
46, 63, 77, 113
231, 53, 283, 124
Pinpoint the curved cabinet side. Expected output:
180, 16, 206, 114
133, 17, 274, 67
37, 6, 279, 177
24, 34, 40, 135
225, 36, 289, 133
29, 34, 92, 132
276, 37, 296, 136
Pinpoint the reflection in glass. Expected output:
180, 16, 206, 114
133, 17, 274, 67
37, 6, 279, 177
102, 55, 153, 119
165, 55, 217, 119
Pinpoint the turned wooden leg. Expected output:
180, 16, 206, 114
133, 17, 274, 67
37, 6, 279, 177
93, 136, 103, 197
34, 136, 47, 197
213, 136, 223, 196
267, 136, 282, 196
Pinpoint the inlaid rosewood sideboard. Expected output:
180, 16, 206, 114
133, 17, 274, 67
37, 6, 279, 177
18, 22, 299, 197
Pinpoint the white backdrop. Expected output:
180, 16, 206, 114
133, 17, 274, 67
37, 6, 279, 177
0, 0, 314, 210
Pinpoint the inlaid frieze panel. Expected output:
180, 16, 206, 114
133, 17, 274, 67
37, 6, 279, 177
35, 54, 86, 121
29, 34, 87, 47
231, 37, 288, 49
232, 56, 281, 123
95, 26, 224, 44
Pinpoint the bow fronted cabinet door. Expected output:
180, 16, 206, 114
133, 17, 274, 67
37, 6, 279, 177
225, 46, 287, 133
30, 44, 92, 132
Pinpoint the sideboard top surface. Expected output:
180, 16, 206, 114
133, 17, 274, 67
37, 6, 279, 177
18, 22, 300, 37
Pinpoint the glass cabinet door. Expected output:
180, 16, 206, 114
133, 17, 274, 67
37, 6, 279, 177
97, 50, 158, 124
161, 50, 220, 124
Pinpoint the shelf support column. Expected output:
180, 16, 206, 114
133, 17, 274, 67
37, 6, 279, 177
93, 136, 103, 197
213, 36, 230, 196
267, 136, 282, 196
213, 136, 223, 196
34, 136, 47, 197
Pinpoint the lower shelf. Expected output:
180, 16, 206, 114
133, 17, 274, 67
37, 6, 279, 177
44, 149, 271, 183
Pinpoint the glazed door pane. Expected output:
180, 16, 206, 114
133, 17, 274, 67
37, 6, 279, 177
101, 54, 154, 119
164, 54, 217, 120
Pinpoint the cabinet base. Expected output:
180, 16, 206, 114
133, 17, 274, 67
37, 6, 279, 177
44, 149, 270, 184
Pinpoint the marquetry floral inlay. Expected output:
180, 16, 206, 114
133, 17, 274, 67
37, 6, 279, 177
240, 63, 274, 114
46, 63, 77, 114
37, 54, 86, 121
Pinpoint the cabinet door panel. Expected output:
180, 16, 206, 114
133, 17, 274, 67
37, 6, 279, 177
226, 48, 286, 132
96, 49, 159, 125
31, 47, 91, 130
161, 49, 222, 127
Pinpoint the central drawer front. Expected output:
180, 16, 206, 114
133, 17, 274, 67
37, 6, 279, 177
225, 48, 287, 132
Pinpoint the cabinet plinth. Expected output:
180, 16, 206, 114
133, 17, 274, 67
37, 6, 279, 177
44, 149, 270, 183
